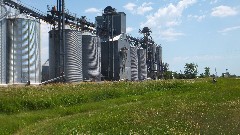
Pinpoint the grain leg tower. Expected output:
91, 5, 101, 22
0, 1, 7, 84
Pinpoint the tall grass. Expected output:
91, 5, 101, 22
0, 80, 189, 114
0, 78, 240, 134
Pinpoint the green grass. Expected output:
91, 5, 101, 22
0, 78, 240, 134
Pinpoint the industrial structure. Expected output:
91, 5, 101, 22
82, 32, 101, 81
0, 1, 7, 84
0, 0, 163, 85
100, 33, 131, 81
0, 0, 41, 84
6, 17, 41, 84
137, 48, 148, 80
42, 60, 49, 82
130, 46, 139, 81
49, 29, 83, 83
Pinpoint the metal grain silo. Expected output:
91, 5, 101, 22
130, 46, 138, 81
64, 30, 82, 82
48, 30, 58, 80
117, 34, 131, 81
82, 33, 101, 81
156, 45, 162, 74
137, 48, 147, 81
6, 18, 41, 84
0, 5, 7, 84
49, 29, 82, 83
152, 44, 157, 72
42, 60, 49, 82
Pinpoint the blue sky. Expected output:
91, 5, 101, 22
19, 0, 240, 76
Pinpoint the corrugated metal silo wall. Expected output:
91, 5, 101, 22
156, 46, 162, 73
138, 48, 147, 80
152, 44, 157, 71
130, 46, 138, 81
82, 33, 101, 81
100, 41, 110, 80
42, 66, 49, 81
117, 35, 131, 81
6, 18, 41, 84
64, 30, 82, 82
97, 36, 101, 80
82, 34, 91, 80
48, 30, 59, 79
100, 35, 131, 81
49, 29, 83, 82
0, 7, 6, 84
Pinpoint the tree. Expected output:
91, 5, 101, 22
159, 63, 172, 79
157, 62, 168, 79
162, 62, 169, 72
204, 67, 210, 77
173, 71, 185, 79
184, 63, 198, 79
163, 71, 173, 79
199, 73, 205, 78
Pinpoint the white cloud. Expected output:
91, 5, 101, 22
123, 3, 137, 11
210, 0, 218, 4
126, 27, 134, 33
188, 14, 206, 22
141, 0, 197, 41
166, 21, 181, 27
211, 6, 238, 17
136, 2, 153, 15
196, 15, 206, 21
160, 28, 185, 41
84, 8, 101, 14
123, 2, 153, 15
142, 0, 197, 28
218, 26, 240, 34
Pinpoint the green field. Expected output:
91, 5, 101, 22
0, 78, 240, 134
